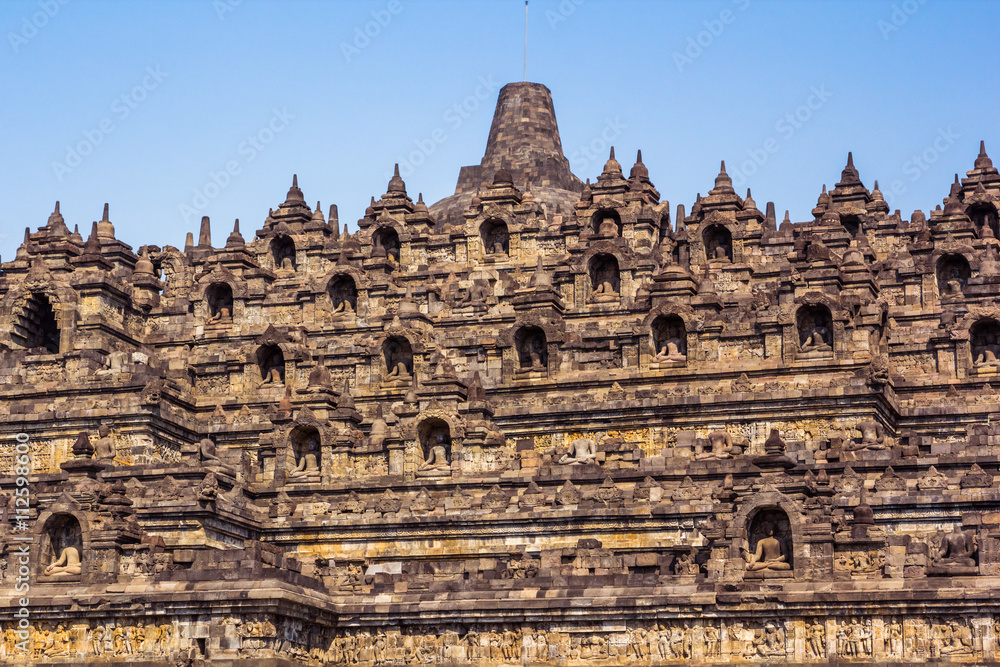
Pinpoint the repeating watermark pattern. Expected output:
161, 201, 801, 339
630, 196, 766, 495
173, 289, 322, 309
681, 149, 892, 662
12, 432, 33, 657
340, 0, 403, 63
568, 117, 629, 175
731, 85, 833, 187
673, 0, 751, 73
546, 0, 585, 29
878, 0, 928, 41
51, 65, 169, 182
214, 0, 242, 21
885, 127, 960, 198
178, 107, 295, 224
386, 75, 500, 181
7, 0, 70, 54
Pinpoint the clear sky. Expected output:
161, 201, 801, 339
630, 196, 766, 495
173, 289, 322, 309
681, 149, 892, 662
2, 0, 998, 261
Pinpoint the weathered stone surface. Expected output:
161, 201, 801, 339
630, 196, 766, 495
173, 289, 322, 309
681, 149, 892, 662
1, 84, 1000, 665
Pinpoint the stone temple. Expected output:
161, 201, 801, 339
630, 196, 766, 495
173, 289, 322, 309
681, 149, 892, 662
1, 80, 1000, 665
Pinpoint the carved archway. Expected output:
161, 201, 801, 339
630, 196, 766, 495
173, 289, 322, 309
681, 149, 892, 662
969, 202, 999, 238
591, 209, 622, 237
936, 254, 971, 296
328, 274, 358, 314
373, 226, 401, 263
257, 344, 285, 385
514, 326, 547, 371
205, 282, 234, 322
589, 254, 621, 302
703, 224, 733, 262
270, 235, 296, 271
39, 513, 83, 580
796, 304, 834, 353
480, 219, 510, 255
12, 291, 60, 353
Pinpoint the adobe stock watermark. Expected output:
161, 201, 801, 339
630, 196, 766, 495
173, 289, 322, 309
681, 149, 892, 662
340, 0, 403, 63
546, 0, 586, 29
214, 0, 241, 21
11, 432, 33, 657
386, 75, 500, 181
673, 0, 751, 73
178, 107, 295, 224
731, 85, 833, 187
878, 0, 928, 41
51, 66, 169, 182
7, 0, 70, 54
884, 127, 960, 199
568, 117, 628, 175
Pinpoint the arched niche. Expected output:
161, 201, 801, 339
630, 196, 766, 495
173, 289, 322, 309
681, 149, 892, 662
937, 254, 971, 296
328, 275, 358, 315
13, 291, 60, 353
841, 214, 861, 237
286, 425, 321, 481
703, 224, 733, 262
257, 344, 285, 385
744, 508, 793, 574
515, 326, 547, 371
480, 219, 510, 255
416, 418, 451, 476
971, 318, 1000, 368
969, 202, 1000, 238
589, 253, 621, 302
270, 235, 296, 271
796, 304, 833, 353
373, 227, 401, 264
40, 513, 83, 579
383, 336, 413, 380
206, 282, 234, 323
651, 314, 687, 363
592, 209, 622, 237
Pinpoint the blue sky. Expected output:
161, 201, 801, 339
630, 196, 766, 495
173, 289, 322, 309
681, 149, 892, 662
2, 0, 998, 261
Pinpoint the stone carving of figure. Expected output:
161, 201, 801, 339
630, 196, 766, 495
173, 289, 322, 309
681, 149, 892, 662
652, 338, 686, 363
332, 297, 354, 315
800, 316, 832, 352
704, 625, 720, 657
751, 622, 784, 658
743, 522, 791, 571
844, 420, 886, 452
715, 244, 731, 261
557, 438, 598, 465
43, 546, 81, 577
672, 547, 700, 575
287, 435, 321, 481
93, 425, 116, 460
50, 625, 69, 656
592, 280, 619, 300
597, 216, 618, 237
258, 349, 285, 387
91, 627, 105, 656
807, 621, 825, 659
306, 357, 332, 391
975, 332, 1000, 367
492, 240, 506, 255
944, 266, 966, 296
858, 420, 886, 450
207, 305, 231, 324
934, 525, 978, 567
528, 336, 546, 370
939, 620, 973, 655
199, 437, 220, 464
417, 432, 451, 475
384, 340, 412, 381
695, 430, 734, 460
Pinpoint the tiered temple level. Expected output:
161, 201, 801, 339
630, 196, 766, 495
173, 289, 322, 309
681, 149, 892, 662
1, 83, 1000, 665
